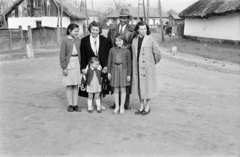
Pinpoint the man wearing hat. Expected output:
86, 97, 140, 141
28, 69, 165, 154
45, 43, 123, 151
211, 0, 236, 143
107, 8, 134, 110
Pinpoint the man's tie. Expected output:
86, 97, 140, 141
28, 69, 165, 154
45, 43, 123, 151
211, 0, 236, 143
120, 25, 123, 34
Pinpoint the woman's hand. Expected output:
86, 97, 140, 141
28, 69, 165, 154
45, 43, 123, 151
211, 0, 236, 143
102, 67, 107, 73
81, 69, 86, 74
63, 69, 68, 76
108, 73, 111, 80
127, 76, 131, 82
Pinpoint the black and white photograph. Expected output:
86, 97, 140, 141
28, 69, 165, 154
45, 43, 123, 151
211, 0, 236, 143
0, 0, 239, 156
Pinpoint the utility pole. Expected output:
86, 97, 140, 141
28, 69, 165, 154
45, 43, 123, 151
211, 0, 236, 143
91, 0, 94, 21
158, 0, 165, 42
84, 0, 89, 28
138, 0, 146, 21
60, 0, 63, 29
146, 0, 149, 24
142, 0, 146, 21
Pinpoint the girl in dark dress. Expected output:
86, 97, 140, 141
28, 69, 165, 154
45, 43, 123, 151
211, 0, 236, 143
107, 34, 132, 115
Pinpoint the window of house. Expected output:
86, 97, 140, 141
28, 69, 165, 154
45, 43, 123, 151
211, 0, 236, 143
34, 0, 42, 7
36, 20, 42, 27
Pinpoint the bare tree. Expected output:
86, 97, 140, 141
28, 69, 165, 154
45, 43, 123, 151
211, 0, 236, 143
166, 8, 178, 15
0, 0, 14, 14
111, 0, 124, 11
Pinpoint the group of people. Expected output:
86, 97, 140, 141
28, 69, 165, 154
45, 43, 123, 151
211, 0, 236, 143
59, 8, 161, 116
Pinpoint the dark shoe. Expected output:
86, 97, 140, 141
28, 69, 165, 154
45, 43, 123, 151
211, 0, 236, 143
67, 105, 74, 112
88, 109, 93, 113
135, 109, 144, 115
97, 110, 102, 113
73, 105, 81, 112
142, 109, 151, 115
110, 103, 115, 109
124, 106, 131, 110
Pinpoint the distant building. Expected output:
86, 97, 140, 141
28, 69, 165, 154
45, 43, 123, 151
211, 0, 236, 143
106, 6, 168, 26
81, 10, 99, 24
168, 14, 184, 26
0, 0, 86, 34
179, 0, 240, 44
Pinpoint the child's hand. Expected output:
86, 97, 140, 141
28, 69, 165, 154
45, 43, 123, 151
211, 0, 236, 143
63, 69, 68, 76
102, 67, 107, 73
108, 73, 111, 80
127, 76, 131, 82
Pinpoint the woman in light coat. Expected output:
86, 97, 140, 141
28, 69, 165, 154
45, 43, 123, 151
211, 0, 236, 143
131, 21, 161, 115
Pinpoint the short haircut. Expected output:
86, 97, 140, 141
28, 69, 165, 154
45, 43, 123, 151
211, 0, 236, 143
134, 21, 151, 35
114, 33, 127, 47
66, 23, 79, 35
88, 21, 102, 34
89, 56, 99, 64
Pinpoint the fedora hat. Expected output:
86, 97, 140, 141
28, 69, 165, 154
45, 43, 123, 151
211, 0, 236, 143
119, 8, 131, 17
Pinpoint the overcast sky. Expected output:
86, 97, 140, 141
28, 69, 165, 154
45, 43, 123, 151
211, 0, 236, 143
87, 0, 198, 13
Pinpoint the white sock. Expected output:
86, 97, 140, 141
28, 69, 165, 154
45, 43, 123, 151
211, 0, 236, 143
95, 99, 101, 110
73, 90, 78, 106
88, 99, 93, 110
66, 90, 73, 106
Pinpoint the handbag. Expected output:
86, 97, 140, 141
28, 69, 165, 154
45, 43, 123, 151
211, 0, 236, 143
101, 73, 111, 97
78, 75, 88, 98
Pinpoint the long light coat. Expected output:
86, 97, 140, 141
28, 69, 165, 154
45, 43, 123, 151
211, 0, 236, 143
131, 35, 161, 99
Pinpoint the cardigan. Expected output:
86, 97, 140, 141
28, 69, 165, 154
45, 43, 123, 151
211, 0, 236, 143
60, 36, 81, 70
107, 47, 132, 76
86, 67, 102, 85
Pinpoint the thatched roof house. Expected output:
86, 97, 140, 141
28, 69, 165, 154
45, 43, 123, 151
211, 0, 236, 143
0, 0, 86, 32
168, 14, 183, 26
179, 0, 240, 18
55, 0, 86, 20
179, 0, 240, 44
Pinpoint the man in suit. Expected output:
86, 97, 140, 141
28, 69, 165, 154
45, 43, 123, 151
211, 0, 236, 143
107, 8, 134, 110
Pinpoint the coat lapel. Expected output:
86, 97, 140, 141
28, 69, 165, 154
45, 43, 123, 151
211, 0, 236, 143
135, 37, 139, 57
98, 36, 104, 56
86, 35, 96, 56
140, 35, 150, 52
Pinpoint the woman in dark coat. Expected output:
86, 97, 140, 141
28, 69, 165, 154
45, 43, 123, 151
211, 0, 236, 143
80, 21, 111, 111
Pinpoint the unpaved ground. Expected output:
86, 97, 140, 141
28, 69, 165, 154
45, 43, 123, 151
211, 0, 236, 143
0, 47, 240, 156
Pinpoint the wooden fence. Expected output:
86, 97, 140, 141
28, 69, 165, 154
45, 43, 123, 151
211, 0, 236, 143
0, 26, 70, 52
32, 27, 67, 48
172, 23, 184, 37
0, 26, 26, 52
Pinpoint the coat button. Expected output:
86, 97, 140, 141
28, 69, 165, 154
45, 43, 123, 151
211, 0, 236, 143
143, 61, 145, 63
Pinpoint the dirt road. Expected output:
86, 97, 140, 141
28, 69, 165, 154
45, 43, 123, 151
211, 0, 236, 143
0, 49, 239, 156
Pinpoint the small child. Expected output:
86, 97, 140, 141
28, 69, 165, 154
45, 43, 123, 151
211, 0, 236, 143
85, 57, 102, 113
60, 23, 81, 112
107, 34, 132, 115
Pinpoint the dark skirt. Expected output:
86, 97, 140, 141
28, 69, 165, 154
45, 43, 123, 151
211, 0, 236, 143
110, 64, 130, 87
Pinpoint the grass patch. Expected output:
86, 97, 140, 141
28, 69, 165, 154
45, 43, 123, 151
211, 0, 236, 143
153, 34, 240, 65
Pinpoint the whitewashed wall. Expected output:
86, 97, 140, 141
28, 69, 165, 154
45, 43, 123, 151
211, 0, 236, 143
8, 17, 70, 30
184, 13, 240, 41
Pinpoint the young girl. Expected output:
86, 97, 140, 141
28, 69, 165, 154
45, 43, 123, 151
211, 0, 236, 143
85, 57, 102, 113
107, 34, 132, 115
60, 23, 81, 112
